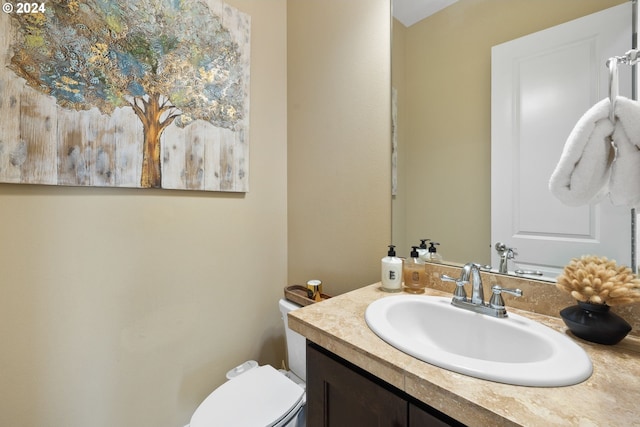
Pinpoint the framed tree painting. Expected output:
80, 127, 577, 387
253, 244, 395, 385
0, 0, 251, 192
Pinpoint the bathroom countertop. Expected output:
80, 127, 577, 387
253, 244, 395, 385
288, 283, 640, 427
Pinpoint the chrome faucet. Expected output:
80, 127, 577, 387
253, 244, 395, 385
460, 262, 484, 304
495, 242, 516, 274
494, 242, 544, 276
441, 262, 523, 318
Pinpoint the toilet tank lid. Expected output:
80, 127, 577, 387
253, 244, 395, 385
190, 365, 304, 427
279, 298, 301, 314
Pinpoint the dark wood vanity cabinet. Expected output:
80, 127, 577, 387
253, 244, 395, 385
306, 341, 463, 427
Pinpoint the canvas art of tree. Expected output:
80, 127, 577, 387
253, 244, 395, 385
0, 0, 250, 191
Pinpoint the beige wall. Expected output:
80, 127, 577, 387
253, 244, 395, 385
0, 1, 392, 426
394, 0, 626, 263
0, 1, 287, 426
392, 17, 408, 258
287, 0, 392, 295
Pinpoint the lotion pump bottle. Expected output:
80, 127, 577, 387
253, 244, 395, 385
403, 246, 426, 294
381, 245, 403, 292
427, 242, 443, 263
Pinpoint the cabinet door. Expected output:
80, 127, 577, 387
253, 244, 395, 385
307, 342, 407, 427
409, 403, 453, 427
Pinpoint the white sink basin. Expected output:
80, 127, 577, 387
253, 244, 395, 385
365, 295, 592, 387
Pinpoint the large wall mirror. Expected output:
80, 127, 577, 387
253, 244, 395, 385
391, 0, 638, 281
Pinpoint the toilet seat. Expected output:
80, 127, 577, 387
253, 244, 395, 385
190, 365, 305, 427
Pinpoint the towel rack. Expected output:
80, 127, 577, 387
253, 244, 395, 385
606, 48, 640, 67
606, 49, 639, 122
605, 46, 638, 274
608, 58, 619, 122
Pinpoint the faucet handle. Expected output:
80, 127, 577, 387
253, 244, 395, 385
441, 274, 468, 300
489, 285, 523, 309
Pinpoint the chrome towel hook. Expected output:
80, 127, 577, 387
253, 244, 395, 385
607, 56, 619, 123
605, 49, 640, 123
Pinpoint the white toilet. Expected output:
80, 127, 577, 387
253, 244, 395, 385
188, 299, 307, 427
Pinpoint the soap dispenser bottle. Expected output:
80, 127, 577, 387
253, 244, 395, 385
417, 239, 430, 261
381, 245, 403, 293
403, 246, 426, 294
427, 242, 443, 263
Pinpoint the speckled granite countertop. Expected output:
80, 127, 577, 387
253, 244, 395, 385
288, 283, 640, 427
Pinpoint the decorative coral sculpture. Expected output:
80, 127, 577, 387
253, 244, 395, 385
557, 255, 640, 306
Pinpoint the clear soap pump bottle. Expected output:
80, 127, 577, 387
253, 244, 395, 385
381, 245, 403, 292
427, 242, 443, 263
403, 246, 426, 294
417, 238, 430, 261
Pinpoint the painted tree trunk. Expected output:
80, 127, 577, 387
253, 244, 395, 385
131, 93, 177, 188
140, 115, 162, 188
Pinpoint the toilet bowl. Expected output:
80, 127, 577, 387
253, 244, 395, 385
188, 299, 307, 427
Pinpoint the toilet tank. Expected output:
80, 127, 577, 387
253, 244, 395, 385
278, 299, 306, 382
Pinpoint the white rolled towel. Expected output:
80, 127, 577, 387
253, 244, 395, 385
549, 98, 614, 206
609, 97, 640, 208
